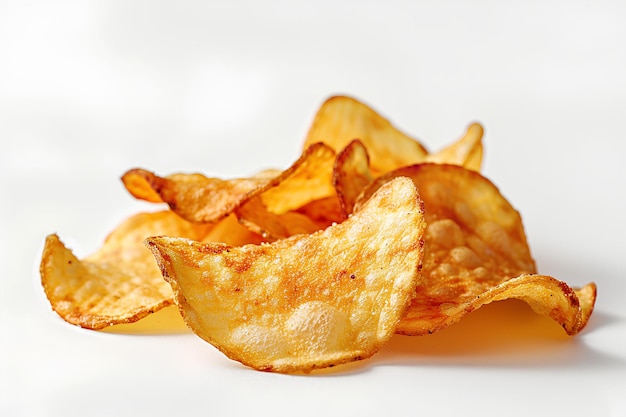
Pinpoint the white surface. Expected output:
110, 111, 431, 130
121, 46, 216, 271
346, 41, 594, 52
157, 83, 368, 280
1, 1, 625, 416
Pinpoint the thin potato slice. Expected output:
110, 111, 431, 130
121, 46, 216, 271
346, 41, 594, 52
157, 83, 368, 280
121, 169, 276, 224
259, 143, 336, 215
357, 164, 595, 335
303, 96, 428, 175
401, 274, 596, 336
333, 139, 374, 218
146, 177, 426, 373
121, 143, 336, 224
40, 211, 214, 329
236, 196, 326, 240
425, 122, 484, 171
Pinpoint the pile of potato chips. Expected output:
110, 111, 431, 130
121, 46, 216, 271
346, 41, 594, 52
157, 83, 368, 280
40, 96, 596, 373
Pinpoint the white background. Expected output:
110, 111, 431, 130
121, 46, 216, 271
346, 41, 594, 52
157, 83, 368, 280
1, 1, 625, 416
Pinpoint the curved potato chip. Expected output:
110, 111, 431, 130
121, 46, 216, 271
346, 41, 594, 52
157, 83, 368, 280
121, 169, 276, 224
259, 143, 337, 215
201, 213, 267, 246
294, 196, 344, 229
357, 164, 595, 335
236, 196, 325, 240
303, 96, 429, 175
146, 177, 426, 373
121, 143, 336, 224
333, 139, 374, 218
40, 211, 213, 329
425, 122, 484, 171
401, 274, 596, 336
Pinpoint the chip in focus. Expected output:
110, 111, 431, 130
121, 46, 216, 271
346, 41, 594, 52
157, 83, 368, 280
146, 177, 426, 373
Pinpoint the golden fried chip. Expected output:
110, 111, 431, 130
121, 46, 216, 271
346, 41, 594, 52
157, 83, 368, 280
121, 169, 277, 224
259, 143, 336, 215
303, 96, 428, 175
122, 143, 336, 225
236, 196, 325, 240
40, 211, 213, 329
356, 164, 594, 335
332, 139, 374, 218
146, 177, 426, 373
201, 213, 266, 246
294, 196, 345, 229
425, 122, 484, 171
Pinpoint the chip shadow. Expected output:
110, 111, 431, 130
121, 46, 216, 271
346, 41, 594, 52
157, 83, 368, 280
312, 299, 622, 376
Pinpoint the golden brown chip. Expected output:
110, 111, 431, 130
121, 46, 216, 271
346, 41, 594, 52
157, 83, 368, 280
356, 163, 595, 335
303, 96, 429, 175
236, 196, 325, 240
146, 177, 426, 373
259, 143, 337, 215
201, 213, 266, 246
425, 122, 484, 171
121, 169, 277, 224
293, 196, 345, 229
332, 139, 374, 218
40, 211, 214, 329
122, 143, 336, 224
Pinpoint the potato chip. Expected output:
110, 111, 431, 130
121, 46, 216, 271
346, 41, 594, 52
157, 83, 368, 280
201, 213, 267, 246
425, 122, 484, 171
122, 143, 336, 225
259, 143, 337, 215
121, 169, 277, 224
332, 139, 374, 218
355, 163, 595, 335
236, 196, 325, 240
303, 96, 429, 175
40, 211, 213, 329
145, 177, 426, 373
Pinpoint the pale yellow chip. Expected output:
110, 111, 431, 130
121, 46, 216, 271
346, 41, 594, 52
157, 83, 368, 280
303, 96, 429, 175
356, 163, 595, 335
40, 211, 213, 329
146, 177, 426, 373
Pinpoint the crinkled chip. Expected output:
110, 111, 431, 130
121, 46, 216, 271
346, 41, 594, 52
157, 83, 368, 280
40, 211, 214, 329
355, 163, 595, 335
145, 177, 426, 373
303, 96, 429, 175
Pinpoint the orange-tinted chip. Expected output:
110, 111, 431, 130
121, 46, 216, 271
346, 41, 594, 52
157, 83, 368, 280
258, 143, 337, 215
146, 177, 426, 373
